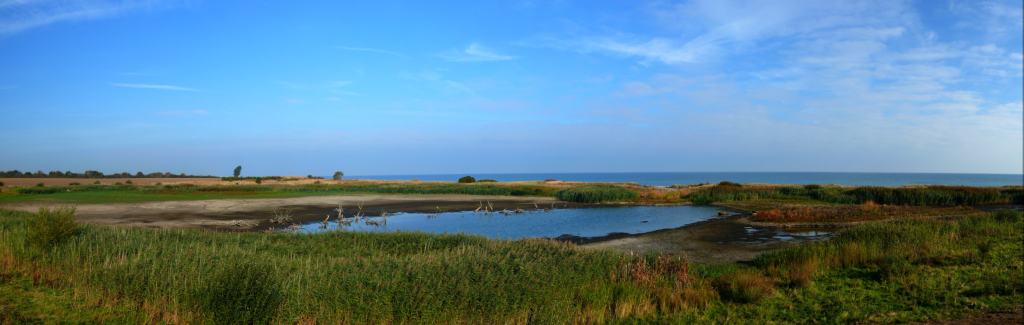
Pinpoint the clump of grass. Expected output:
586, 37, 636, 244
556, 186, 639, 203
25, 207, 79, 250
197, 261, 283, 325
712, 269, 775, 303
785, 257, 819, 287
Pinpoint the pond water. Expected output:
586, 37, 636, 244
296, 205, 723, 240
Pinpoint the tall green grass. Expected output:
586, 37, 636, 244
1, 209, 1021, 323
0, 209, 696, 323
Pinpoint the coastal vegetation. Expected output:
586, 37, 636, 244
749, 204, 984, 224
687, 183, 1023, 206
1, 208, 1020, 323
2, 179, 1021, 209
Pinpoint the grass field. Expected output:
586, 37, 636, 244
1, 208, 1020, 323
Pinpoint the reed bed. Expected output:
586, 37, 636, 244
555, 186, 639, 203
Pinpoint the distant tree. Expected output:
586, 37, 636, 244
136, 172, 144, 177
332, 171, 344, 180
84, 170, 103, 178
233, 165, 242, 178
458, 176, 476, 183
254, 177, 262, 184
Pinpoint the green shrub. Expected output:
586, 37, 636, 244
478, 179, 497, 183
17, 186, 65, 194
458, 176, 476, 183
35, 182, 44, 187
718, 181, 742, 187
712, 270, 775, 303
25, 207, 79, 250
555, 186, 639, 203
197, 261, 283, 325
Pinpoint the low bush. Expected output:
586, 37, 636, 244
718, 181, 742, 187
197, 261, 283, 325
458, 176, 476, 183
25, 207, 79, 250
712, 270, 775, 303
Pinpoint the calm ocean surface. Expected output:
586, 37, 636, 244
351, 172, 1023, 187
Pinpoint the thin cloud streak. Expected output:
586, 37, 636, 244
111, 82, 198, 92
0, 0, 180, 35
439, 43, 515, 62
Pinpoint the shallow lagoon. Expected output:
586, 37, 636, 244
298, 205, 723, 240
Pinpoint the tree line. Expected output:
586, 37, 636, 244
0, 170, 213, 178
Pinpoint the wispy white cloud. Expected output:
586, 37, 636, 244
439, 43, 515, 62
111, 82, 198, 92
335, 46, 405, 57
0, 0, 181, 36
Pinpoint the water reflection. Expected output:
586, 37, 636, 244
297, 205, 723, 240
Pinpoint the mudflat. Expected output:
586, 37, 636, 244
584, 215, 825, 264
3, 194, 559, 230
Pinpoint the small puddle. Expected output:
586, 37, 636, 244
739, 226, 832, 243
293, 205, 723, 240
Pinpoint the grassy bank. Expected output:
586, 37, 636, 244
1, 208, 1020, 323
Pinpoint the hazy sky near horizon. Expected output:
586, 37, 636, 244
0, 0, 1021, 176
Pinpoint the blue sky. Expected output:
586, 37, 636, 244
0, 0, 1021, 176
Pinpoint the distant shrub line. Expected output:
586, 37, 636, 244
0, 170, 212, 178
